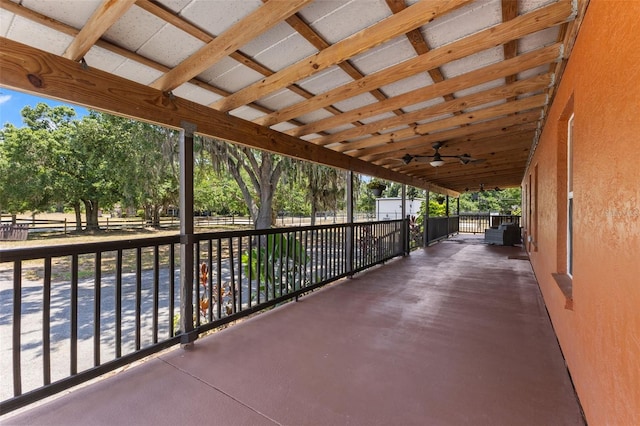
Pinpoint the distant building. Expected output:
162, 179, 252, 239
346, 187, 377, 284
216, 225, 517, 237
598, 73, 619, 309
375, 197, 424, 221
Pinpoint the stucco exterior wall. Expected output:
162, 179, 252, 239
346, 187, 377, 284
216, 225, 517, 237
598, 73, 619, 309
522, 1, 640, 424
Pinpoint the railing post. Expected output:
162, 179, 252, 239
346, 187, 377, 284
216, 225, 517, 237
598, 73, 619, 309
423, 190, 429, 246
179, 122, 197, 347
346, 171, 354, 276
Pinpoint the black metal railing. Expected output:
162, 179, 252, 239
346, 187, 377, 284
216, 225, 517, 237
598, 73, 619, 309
458, 214, 521, 234
0, 219, 407, 413
425, 216, 460, 244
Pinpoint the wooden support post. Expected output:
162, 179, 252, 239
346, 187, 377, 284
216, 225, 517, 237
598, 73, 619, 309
423, 190, 429, 247
179, 122, 197, 347
346, 171, 354, 276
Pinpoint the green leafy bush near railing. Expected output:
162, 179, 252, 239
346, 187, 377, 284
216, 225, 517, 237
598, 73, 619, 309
241, 233, 309, 300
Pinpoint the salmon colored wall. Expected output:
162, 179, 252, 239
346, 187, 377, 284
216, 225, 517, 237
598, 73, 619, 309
523, 1, 640, 424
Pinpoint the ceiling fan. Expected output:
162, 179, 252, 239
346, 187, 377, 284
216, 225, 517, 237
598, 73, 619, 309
399, 142, 485, 167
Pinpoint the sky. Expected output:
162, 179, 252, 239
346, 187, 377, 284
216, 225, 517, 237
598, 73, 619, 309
0, 88, 89, 128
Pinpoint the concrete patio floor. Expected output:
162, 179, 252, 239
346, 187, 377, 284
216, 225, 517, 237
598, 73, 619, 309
2, 235, 584, 425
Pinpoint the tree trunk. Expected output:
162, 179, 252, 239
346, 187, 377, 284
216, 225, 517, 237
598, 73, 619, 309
73, 201, 82, 231
255, 189, 273, 230
83, 199, 100, 230
153, 205, 161, 227
310, 201, 317, 226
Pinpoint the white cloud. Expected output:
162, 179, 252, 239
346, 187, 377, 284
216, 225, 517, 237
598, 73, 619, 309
0, 94, 11, 105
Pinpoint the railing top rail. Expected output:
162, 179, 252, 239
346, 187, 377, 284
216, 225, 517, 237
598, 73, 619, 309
0, 235, 181, 262
0, 219, 406, 262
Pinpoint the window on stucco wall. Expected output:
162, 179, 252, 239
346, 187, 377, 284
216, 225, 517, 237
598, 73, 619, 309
567, 114, 574, 276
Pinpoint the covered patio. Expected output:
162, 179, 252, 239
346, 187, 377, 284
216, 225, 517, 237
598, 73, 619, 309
4, 237, 583, 425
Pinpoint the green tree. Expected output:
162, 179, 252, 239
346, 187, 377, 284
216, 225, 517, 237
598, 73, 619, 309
120, 122, 180, 226
202, 137, 290, 229
0, 104, 76, 221
294, 163, 345, 225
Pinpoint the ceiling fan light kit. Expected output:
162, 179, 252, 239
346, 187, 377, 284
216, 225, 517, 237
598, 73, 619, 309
400, 142, 485, 168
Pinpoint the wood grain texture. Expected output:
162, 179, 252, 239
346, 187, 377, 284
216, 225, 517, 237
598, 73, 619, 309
286, 43, 562, 138
337, 94, 547, 154
308, 73, 552, 145
353, 110, 541, 159
150, 0, 311, 92
256, 0, 571, 127
63, 0, 137, 61
211, 0, 472, 112
0, 37, 457, 196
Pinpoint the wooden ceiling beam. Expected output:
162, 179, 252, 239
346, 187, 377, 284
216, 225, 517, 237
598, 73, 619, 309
212, 0, 473, 112
355, 110, 541, 160
340, 94, 546, 154
426, 170, 528, 186
137, 0, 354, 133
502, 0, 520, 96
376, 134, 534, 168
150, 0, 311, 92
308, 73, 551, 146
288, 43, 561, 138
385, 0, 460, 113
0, 37, 458, 197
63, 0, 136, 61
258, 0, 572, 127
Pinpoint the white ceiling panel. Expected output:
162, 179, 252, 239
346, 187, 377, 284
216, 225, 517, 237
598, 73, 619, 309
349, 37, 416, 75
7, 15, 74, 56
454, 78, 505, 98
103, 6, 167, 52
402, 97, 445, 113
180, 1, 262, 36
301, 0, 390, 44
439, 47, 504, 79
241, 22, 317, 71
155, 0, 192, 14
0, 9, 14, 37
270, 122, 298, 133
230, 106, 266, 122
22, 0, 100, 29
199, 57, 265, 93
84, 45, 127, 73
137, 25, 205, 68
296, 109, 336, 125
332, 92, 377, 112
518, 65, 550, 81
113, 60, 164, 86
380, 73, 435, 98
422, 0, 501, 48
172, 82, 222, 106
518, 27, 560, 54
258, 88, 308, 112
297, 66, 353, 95
359, 112, 397, 124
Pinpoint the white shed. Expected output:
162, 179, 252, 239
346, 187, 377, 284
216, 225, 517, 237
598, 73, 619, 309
375, 197, 424, 221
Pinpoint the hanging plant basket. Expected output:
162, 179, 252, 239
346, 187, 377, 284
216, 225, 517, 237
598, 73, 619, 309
367, 180, 386, 197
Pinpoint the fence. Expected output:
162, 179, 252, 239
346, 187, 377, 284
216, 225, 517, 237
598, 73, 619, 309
0, 219, 407, 413
458, 214, 521, 234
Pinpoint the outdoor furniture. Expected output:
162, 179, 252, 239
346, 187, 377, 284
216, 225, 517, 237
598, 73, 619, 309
0, 224, 28, 241
484, 223, 521, 246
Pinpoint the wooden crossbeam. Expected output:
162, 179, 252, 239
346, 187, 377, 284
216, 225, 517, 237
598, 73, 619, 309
211, 0, 472, 112
63, 0, 137, 61
258, 0, 572, 128
150, 0, 311, 92
288, 43, 561, 138
308, 73, 551, 146
0, 37, 458, 197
